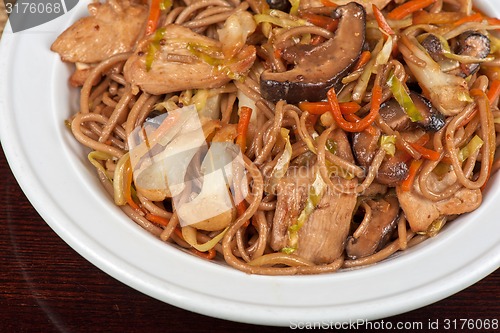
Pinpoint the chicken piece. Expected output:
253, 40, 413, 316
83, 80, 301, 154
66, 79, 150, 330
295, 179, 357, 264
123, 24, 256, 95
271, 166, 315, 251
51, 0, 148, 64
271, 129, 357, 264
396, 171, 482, 232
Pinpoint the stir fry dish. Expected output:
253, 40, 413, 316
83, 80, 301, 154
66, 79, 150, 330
52, 0, 500, 275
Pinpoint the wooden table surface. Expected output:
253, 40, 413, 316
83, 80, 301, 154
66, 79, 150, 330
0, 4, 498, 333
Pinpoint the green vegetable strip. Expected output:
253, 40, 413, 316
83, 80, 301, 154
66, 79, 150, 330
387, 72, 424, 122
458, 135, 484, 163
282, 173, 326, 254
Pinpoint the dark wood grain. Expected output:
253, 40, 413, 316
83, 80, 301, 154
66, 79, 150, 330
0, 144, 498, 333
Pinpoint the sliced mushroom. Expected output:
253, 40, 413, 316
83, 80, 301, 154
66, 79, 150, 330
352, 128, 381, 167
454, 31, 491, 77
420, 34, 446, 63
346, 196, 399, 260
352, 130, 409, 186
260, 2, 365, 103
379, 93, 445, 132
376, 151, 409, 186
266, 0, 291, 12
410, 92, 446, 131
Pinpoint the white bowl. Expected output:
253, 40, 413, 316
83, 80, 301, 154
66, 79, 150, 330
0, 0, 499, 326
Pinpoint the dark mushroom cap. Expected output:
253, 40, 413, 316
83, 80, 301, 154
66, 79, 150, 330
420, 34, 446, 63
265, 0, 291, 12
455, 31, 491, 77
346, 196, 399, 260
376, 151, 410, 186
379, 93, 445, 132
260, 2, 366, 103
352, 129, 409, 186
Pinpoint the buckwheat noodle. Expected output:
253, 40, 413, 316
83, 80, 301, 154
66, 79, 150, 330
59, 0, 500, 275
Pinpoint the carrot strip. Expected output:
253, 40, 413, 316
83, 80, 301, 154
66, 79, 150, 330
485, 16, 500, 27
320, 0, 338, 8
353, 50, 372, 71
373, 4, 394, 37
408, 142, 441, 161
145, 0, 161, 36
298, 102, 329, 115
387, 0, 437, 20
124, 162, 141, 211
298, 101, 361, 115
174, 227, 184, 240
237, 200, 251, 228
487, 79, 500, 105
236, 106, 252, 153
452, 12, 483, 27
145, 213, 170, 226
412, 10, 464, 25
343, 113, 378, 136
460, 108, 478, 127
301, 13, 338, 31
401, 159, 423, 191
339, 101, 361, 114
328, 84, 382, 132
190, 248, 217, 260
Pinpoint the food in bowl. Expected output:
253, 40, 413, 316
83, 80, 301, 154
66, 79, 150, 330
52, 0, 500, 275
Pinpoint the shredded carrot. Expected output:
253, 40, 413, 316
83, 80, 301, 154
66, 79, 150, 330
353, 50, 372, 71
124, 162, 141, 211
273, 48, 282, 60
190, 248, 217, 260
299, 101, 362, 116
237, 200, 251, 228
485, 16, 500, 27
236, 106, 252, 153
145, 0, 161, 36
301, 13, 338, 31
460, 108, 478, 127
320, 0, 338, 8
413, 133, 430, 146
343, 113, 378, 136
487, 79, 500, 105
401, 159, 423, 191
387, 0, 437, 20
408, 142, 441, 161
452, 12, 483, 27
328, 84, 382, 133
372, 4, 394, 37
145, 213, 170, 226
412, 10, 464, 25
339, 101, 362, 114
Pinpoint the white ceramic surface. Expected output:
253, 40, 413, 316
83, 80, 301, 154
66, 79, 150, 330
0, 0, 498, 326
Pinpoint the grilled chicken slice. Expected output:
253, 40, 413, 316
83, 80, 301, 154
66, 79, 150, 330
51, 0, 147, 64
271, 129, 357, 264
123, 24, 256, 95
396, 171, 482, 232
